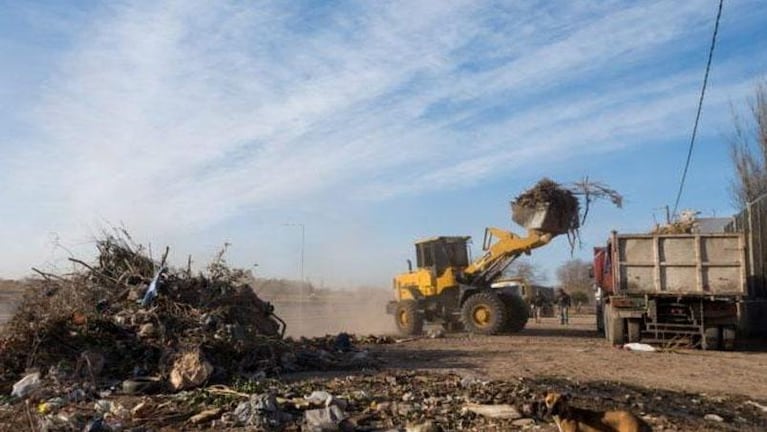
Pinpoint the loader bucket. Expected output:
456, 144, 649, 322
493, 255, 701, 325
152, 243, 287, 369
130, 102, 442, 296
511, 202, 575, 235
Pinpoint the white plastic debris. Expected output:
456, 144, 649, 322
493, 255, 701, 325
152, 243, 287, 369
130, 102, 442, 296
140, 267, 165, 307
11, 372, 41, 398
623, 343, 657, 352
462, 403, 522, 419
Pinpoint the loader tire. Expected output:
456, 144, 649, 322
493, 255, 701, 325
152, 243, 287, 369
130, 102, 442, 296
394, 300, 423, 335
502, 295, 529, 333
461, 291, 507, 335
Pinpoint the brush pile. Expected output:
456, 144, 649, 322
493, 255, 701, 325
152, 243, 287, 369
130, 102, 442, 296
0, 235, 378, 397
512, 178, 580, 235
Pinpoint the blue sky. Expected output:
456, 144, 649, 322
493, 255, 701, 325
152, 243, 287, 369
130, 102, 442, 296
1, 0, 766, 287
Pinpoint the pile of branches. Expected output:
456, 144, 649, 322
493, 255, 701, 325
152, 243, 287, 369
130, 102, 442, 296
513, 177, 623, 251
514, 178, 581, 232
0, 234, 360, 392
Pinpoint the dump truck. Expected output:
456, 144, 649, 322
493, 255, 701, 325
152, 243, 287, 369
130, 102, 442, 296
387, 180, 578, 335
593, 231, 747, 349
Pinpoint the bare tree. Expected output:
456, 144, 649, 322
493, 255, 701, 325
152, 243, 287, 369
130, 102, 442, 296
505, 259, 547, 284
730, 83, 767, 208
556, 258, 593, 304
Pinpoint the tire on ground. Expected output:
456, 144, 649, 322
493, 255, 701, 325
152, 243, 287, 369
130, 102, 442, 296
501, 294, 529, 333
460, 291, 507, 335
394, 300, 424, 335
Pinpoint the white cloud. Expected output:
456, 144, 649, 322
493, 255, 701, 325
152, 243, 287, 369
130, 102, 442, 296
2, 0, 765, 280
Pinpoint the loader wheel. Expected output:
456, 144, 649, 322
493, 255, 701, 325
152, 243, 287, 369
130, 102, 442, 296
461, 292, 507, 335
502, 295, 529, 333
394, 300, 423, 335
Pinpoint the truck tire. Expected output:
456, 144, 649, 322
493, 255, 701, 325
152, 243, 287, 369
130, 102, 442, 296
606, 306, 625, 345
596, 304, 605, 335
704, 327, 720, 350
627, 319, 641, 343
394, 300, 423, 335
722, 327, 736, 351
501, 295, 529, 333
461, 291, 507, 335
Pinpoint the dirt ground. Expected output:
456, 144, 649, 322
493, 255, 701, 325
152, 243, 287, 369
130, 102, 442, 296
375, 315, 767, 400
3, 282, 767, 430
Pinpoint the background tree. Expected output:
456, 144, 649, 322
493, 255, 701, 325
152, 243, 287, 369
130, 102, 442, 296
505, 259, 547, 285
556, 258, 592, 304
730, 83, 767, 208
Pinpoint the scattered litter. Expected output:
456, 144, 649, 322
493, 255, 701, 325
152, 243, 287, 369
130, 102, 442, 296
305, 405, 347, 431
704, 413, 724, 422
406, 420, 441, 432
169, 348, 213, 391
746, 400, 767, 413
190, 407, 222, 424
463, 403, 522, 419
232, 393, 291, 428
11, 372, 41, 398
623, 343, 657, 352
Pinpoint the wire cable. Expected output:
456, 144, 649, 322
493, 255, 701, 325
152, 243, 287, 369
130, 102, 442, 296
672, 0, 724, 217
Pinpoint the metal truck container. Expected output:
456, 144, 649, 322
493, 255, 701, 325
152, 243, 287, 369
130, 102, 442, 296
594, 232, 747, 350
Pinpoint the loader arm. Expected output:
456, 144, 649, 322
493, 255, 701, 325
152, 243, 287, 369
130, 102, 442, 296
463, 227, 553, 287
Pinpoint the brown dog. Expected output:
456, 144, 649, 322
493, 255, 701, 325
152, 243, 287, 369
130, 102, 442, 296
544, 392, 652, 432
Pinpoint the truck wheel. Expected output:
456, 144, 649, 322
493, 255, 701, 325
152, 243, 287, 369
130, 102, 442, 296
627, 319, 641, 343
394, 300, 423, 335
606, 306, 625, 345
596, 304, 605, 335
704, 327, 721, 350
501, 295, 529, 333
461, 291, 507, 335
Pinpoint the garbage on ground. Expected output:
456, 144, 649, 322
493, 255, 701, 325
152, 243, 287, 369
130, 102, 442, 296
623, 343, 657, 352
0, 234, 382, 397
10, 371, 41, 398
0, 370, 765, 430
304, 405, 347, 431
462, 403, 522, 419
168, 348, 214, 391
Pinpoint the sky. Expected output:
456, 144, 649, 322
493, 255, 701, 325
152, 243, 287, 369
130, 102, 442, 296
1, 0, 766, 288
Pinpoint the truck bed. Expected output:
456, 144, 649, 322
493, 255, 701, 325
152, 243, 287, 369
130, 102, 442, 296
613, 232, 746, 296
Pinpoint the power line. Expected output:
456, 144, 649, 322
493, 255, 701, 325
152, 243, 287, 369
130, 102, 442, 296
672, 0, 724, 217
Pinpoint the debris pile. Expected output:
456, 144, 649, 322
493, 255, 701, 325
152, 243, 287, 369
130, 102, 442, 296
0, 236, 380, 398
512, 178, 580, 234
2, 370, 764, 431
512, 177, 623, 251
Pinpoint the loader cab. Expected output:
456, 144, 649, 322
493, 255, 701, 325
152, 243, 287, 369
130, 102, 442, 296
414, 236, 471, 274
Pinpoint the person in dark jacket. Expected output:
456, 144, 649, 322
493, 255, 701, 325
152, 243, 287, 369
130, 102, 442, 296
556, 288, 572, 325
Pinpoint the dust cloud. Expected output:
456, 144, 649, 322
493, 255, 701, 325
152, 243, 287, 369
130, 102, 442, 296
266, 289, 397, 338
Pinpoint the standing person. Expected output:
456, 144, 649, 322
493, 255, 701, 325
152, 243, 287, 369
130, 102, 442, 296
556, 288, 571, 325
531, 290, 546, 323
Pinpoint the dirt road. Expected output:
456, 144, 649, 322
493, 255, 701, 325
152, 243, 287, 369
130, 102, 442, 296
374, 315, 767, 400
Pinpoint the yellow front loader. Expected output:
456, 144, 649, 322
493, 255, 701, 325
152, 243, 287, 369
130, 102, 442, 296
386, 203, 571, 335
